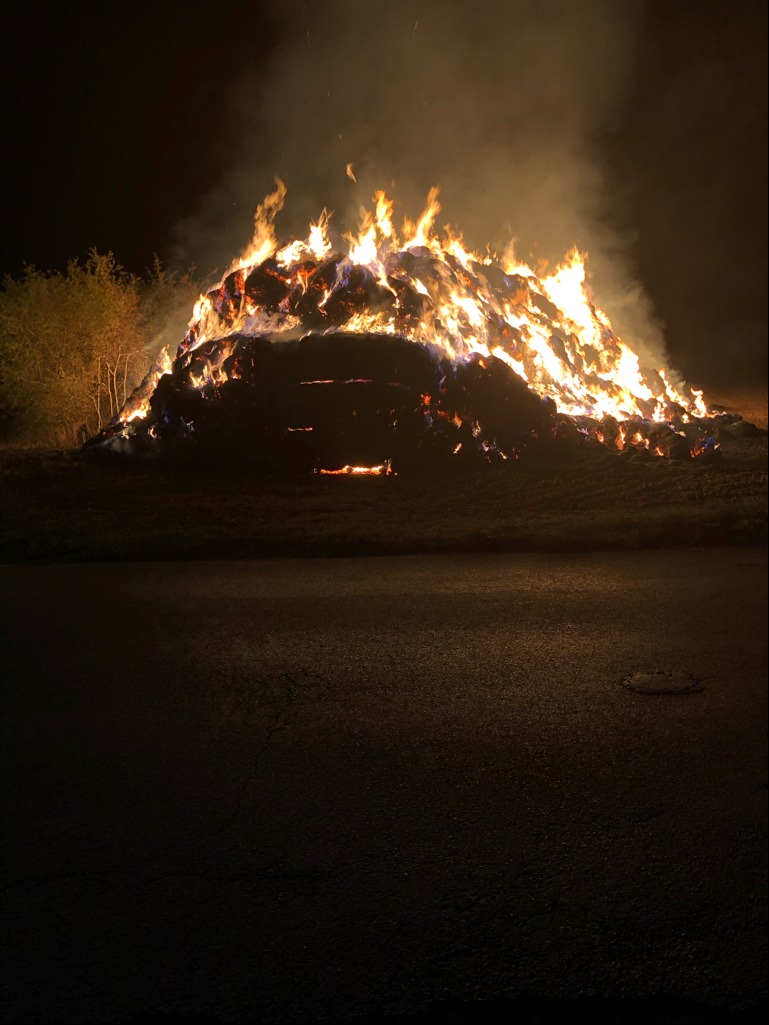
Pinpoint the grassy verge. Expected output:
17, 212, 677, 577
1, 431, 766, 562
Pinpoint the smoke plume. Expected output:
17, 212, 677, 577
173, 1, 668, 365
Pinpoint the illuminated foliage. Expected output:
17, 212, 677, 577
0, 252, 198, 447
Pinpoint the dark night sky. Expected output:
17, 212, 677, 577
1, 0, 766, 388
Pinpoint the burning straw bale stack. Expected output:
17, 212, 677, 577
87, 188, 745, 473
89, 325, 733, 473
97, 332, 558, 472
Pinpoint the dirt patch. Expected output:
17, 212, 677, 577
622, 670, 705, 695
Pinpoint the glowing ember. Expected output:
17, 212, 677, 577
318, 464, 390, 476
93, 182, 719, 467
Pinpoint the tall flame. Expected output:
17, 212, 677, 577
116, 184, 707, 431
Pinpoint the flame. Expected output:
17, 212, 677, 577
402, 187, 441, 249
318, 464, 390, 475
234, 178, 287, 272
116, 347, 174, 424
375, 191, 395, 240
542, 248, 600, 347
113, 183, 709, 449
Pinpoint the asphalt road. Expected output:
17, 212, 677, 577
1, 548, 767, 1024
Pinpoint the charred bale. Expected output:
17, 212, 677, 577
441, 353, 555, 456
648, 424, 691, 461
244, 259, 293, 310
269, 332, 439, 389
321, 265, 397, 325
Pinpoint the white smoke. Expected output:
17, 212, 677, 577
172, 0, 669, 367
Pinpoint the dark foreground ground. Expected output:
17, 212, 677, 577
1, 387, 765, 564
1, 421, 766, 563
1, 548, 766, 1024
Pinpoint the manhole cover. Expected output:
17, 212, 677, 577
622, 670, 704, 695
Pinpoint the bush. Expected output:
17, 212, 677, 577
0, 251, 199, 448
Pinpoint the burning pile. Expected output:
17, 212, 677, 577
92, 183, 721, 473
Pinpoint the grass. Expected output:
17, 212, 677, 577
1, 427, 766, 562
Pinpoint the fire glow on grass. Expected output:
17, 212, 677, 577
318, 464, 390, 476
104, 181, 711, 466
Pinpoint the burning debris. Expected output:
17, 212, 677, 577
90, 183, 728, 472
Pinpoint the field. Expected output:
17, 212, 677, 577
1, 386, 765, 563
